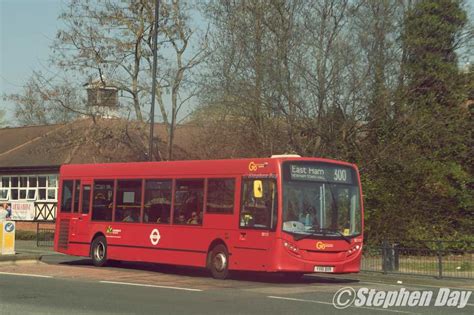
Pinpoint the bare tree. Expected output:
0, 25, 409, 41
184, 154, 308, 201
158, 0, 209, 159
3, 71, 83, 126
52, 0, 206, 159
0, 109, 6, 127
195, 0, 362, 159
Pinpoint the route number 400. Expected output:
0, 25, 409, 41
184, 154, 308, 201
334, 169, 347, 181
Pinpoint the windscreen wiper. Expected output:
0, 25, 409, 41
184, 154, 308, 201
317, 228, 351, 244
293, 232, 315, 241
293, 228, 351, 243
293, 224, 328, 241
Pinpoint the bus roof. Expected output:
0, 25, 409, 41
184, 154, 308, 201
59, 156, 357, 178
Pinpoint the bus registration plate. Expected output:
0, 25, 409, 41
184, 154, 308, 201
314, 266, 334, 273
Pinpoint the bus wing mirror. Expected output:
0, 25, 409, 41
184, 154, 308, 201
253, 180, 263, 198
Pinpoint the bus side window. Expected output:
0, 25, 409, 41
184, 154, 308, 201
61, 180, 73, 213
91, 180, 114, 221
115, 180, 142, 223
173, 179, 204, 225
240, 179, 277, 230
206, 178, 235, 214
81, 185, 91, 214
144, 180, 172, 224
73, 180, 81, 213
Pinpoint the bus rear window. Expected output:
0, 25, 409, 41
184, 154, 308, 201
61, 180, 73, 213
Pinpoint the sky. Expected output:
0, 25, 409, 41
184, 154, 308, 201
0, 0, 472, 126
1, 0, 63, 123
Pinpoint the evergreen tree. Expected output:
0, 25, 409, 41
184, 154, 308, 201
365, 0, 472, 242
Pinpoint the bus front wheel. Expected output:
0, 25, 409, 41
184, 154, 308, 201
91, 236, 108, 267
208, 244, 229, 279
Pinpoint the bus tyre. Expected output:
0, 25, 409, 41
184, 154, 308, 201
91, 236, 108, 267
208, 244, 229, 280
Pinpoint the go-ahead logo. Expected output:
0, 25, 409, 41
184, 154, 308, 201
4, 222, 14, 233
316, 241, 334, 250
333, 287, 472, 309
248, 161, 266, 172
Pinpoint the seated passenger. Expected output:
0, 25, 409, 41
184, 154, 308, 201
176, 213, 186, 224
187, 211, 198, 224
122, 210, 134, 222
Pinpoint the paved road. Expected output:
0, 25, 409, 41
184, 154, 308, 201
0, 254, 473, 315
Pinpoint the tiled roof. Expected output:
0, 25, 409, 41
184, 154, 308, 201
0, 118, 197, 169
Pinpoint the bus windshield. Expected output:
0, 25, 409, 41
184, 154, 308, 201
282, 163, 362, 238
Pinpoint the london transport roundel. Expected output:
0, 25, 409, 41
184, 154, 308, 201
149, 229, 161, 245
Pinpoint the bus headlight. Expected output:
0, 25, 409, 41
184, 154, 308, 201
347, 244, 361, 256
283, 241, 300, 255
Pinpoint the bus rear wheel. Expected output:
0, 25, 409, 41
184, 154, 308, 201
91, 236, 108, 267
208, 244, 229, 279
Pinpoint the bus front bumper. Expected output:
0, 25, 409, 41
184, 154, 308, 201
272, 240, 362, 274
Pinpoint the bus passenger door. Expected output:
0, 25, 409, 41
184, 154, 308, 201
69, 180, 82, 239
75, 181, 92, 241
233, 178, 277, 271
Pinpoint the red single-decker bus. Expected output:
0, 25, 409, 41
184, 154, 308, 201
54, 156, 364, 279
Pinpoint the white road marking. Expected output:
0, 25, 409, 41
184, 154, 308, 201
268, 295, 334, 305
99, 280, 203, 292
0, 271, 53, 278
267, 296, 417, 314
359, 281, 401, 287
360, 280, 474, 291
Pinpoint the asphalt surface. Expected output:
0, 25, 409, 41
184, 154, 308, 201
0, 241, 472, 315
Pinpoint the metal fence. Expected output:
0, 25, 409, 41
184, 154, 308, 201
362, 240, 473, 279
36, 222, 55, 247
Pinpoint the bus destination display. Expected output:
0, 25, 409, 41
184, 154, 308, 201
289, 164, 354, 184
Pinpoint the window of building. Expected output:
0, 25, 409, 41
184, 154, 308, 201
37, 175, 58, 201
143, 180, 172, 224
27, 189, 36, 200
0, 190, 7, 200
240, 179, 278, 230
92, 180, 114, 221
11, 190, 18, 200
38, 177, 46, 200
20, 176, 28, 187
0, 175, 58, 202
61, 180, 74, 213
115, 180, 142, 222
206, 178, 235, 214
10, 177, 19, 201
174, 179, 204, 225
0, 177, 9, 200
29, 176, 37, 187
